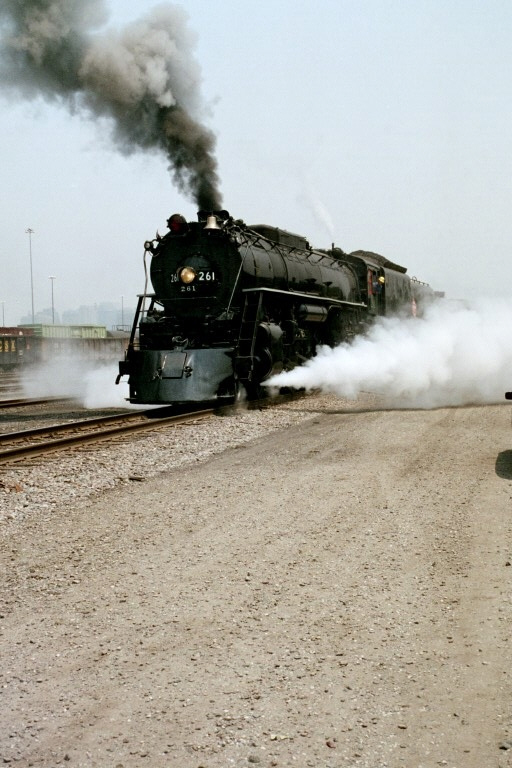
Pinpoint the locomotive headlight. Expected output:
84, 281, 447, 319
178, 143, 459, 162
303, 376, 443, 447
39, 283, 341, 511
179, 266, 197, 284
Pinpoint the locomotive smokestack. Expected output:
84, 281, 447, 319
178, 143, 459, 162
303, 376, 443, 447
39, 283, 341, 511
0, 0, 222, 210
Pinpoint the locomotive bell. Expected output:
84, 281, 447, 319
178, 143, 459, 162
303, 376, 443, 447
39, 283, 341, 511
204, 214, 221, 230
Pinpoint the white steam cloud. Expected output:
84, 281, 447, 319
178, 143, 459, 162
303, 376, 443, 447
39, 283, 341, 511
296, 191, 335, 243
20, 356, 138, 409
266, 298, 512, 409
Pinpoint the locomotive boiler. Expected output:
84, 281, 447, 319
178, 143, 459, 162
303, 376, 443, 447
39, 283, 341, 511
117, 210, 432, 404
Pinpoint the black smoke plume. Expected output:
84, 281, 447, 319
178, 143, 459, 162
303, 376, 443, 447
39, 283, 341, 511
0, 0, 222, 209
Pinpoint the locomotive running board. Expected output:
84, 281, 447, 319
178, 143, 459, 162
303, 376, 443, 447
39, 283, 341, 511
241, 286, 366, 309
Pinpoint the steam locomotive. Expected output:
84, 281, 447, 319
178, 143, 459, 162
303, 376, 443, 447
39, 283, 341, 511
116, 210, 434, 404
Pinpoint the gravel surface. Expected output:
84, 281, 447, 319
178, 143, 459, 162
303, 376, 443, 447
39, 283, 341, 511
0, 395, 364, 524
0, 402, 134, 436
1, 394, 512, 768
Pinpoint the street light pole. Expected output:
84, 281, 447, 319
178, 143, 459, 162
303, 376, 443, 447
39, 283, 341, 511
49, 276, 56, 324
25, 228, 35, 324
0, 301, 4, 327
121, 295, 124, 327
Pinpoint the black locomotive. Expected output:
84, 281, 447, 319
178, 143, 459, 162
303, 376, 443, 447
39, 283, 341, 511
117, 210, 434, 404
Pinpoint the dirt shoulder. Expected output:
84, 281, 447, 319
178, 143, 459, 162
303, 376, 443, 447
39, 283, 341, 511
1, 401, 512, 767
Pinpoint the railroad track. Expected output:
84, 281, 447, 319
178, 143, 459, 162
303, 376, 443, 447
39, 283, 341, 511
0, 396, 73, 409
0, 407, 215, 465
0, 390, 305, 465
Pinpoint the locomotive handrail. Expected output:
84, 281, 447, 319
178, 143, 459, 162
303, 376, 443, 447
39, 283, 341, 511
243, 228, 311, 263
226, 238, 254, 315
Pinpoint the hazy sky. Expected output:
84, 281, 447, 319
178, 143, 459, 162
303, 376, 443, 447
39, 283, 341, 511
1, 0, 511, 326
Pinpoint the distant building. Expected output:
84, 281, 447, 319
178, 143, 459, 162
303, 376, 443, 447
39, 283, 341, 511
62, 302, 134, 329
19, 302, 134, 330
20, 308, 61, 325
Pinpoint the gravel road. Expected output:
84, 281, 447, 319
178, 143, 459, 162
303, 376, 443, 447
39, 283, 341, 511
1, 395, 512, 768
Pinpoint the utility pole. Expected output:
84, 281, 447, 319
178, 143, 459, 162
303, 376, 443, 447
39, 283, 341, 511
49, 276, 56, 324
25, 228, 35, 324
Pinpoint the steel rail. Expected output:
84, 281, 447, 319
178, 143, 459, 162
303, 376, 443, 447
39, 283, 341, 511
0, 397, 72, 409
0, 408, 214, 465
0, 390, 306, 465
0, 409, 166, 445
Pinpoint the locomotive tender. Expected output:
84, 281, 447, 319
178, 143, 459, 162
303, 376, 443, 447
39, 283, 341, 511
117, 210, 433, 404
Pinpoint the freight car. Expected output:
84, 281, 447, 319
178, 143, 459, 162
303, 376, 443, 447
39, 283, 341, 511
0, 327, 33, 370
0, 324, 128, 371
117, 209, 435, 405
